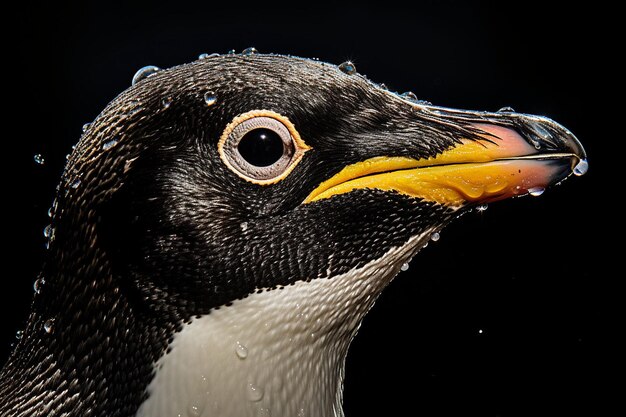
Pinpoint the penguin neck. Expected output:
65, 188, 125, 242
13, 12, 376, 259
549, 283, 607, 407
0, 246, 174, 417
136, 235, 425, 417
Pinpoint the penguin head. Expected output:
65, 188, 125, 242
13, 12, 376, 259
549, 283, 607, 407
51, 53, 585, 321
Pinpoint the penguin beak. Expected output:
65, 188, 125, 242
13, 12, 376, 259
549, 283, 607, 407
304, 108, 587, 207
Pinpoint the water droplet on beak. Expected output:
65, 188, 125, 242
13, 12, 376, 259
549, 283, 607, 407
573, 158, 589, 176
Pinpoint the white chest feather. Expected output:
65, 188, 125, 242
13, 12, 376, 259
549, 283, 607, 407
136, 232, 430, 417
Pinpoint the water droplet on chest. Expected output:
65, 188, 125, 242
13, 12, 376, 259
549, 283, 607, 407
400, 263, 409, 271
235, 341, 248, 359
247, 383, 264, 402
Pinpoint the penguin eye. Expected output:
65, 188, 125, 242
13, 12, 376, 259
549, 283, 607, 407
218, 110, 311, 185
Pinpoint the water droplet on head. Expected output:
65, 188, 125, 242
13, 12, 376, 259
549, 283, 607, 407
47, 206, 54, 218
400, 263, 409, 272
34, 277, 45, 294
401, 91, 418, 102
379, 83, 388, 90
43, 318, 55, 334
338, 61, 357, 75
204, 92, 217, 107
132, 65, 161, 86
528, 187, 545, 197
43, 224, 52, 238
235, 341, 248, 359
497, 106, 515, 113
430, 232, 440, 242
242, 47, 258, 56
573, 158, 588, 176
476, 204, 488, 212
162, 97, 172, 109
227, 49, 236, 55
71, 179, 81, 189
34, 154, 45, 165
15, 330, 23, 340
247, 382, 264, 402
102, 138, 119, 151
240, 222, 248, 232
82, 123, 91, 133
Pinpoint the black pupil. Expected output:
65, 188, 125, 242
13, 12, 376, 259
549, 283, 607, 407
237, 128, 285, 167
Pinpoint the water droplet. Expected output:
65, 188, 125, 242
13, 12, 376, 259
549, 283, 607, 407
528, 187, 545, 197
43, 318, 55, 334
43, 224, 52, 238
338, 61, 357, 75
379, 83, 388, 90
204, 92, 217, 107
400, 263, 409, 272
247, 383, 264, 402
187, 398, 205, 417
102, 138, 119, 151
430, 232, 440, 242
478, 329, 484, 334
162, 97, 172, 109
227, 49, 236, 55
34, 154, 45, 165
257, 408, 271, 417
242, 47, 258, 56
497, 106, 515, 113
33, 278, 46, 294
240, 222, 248, 232
47, 206, 54, 218
198, 53, 213, 60
573, 158, 588, 176
476, 204, 488, 212
82, 123, 91, 133
65, 153, 71, 161
15, 330, 23, 340
401, 91, 418, 102
132, 65, 160, 86
235, 341, 248, 359
533, 141, 542, 150
71, 179, 81, 189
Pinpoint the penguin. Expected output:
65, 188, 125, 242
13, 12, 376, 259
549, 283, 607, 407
0, 52, 586, 417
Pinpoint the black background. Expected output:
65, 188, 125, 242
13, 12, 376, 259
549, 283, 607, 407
2, 1, 616, 416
